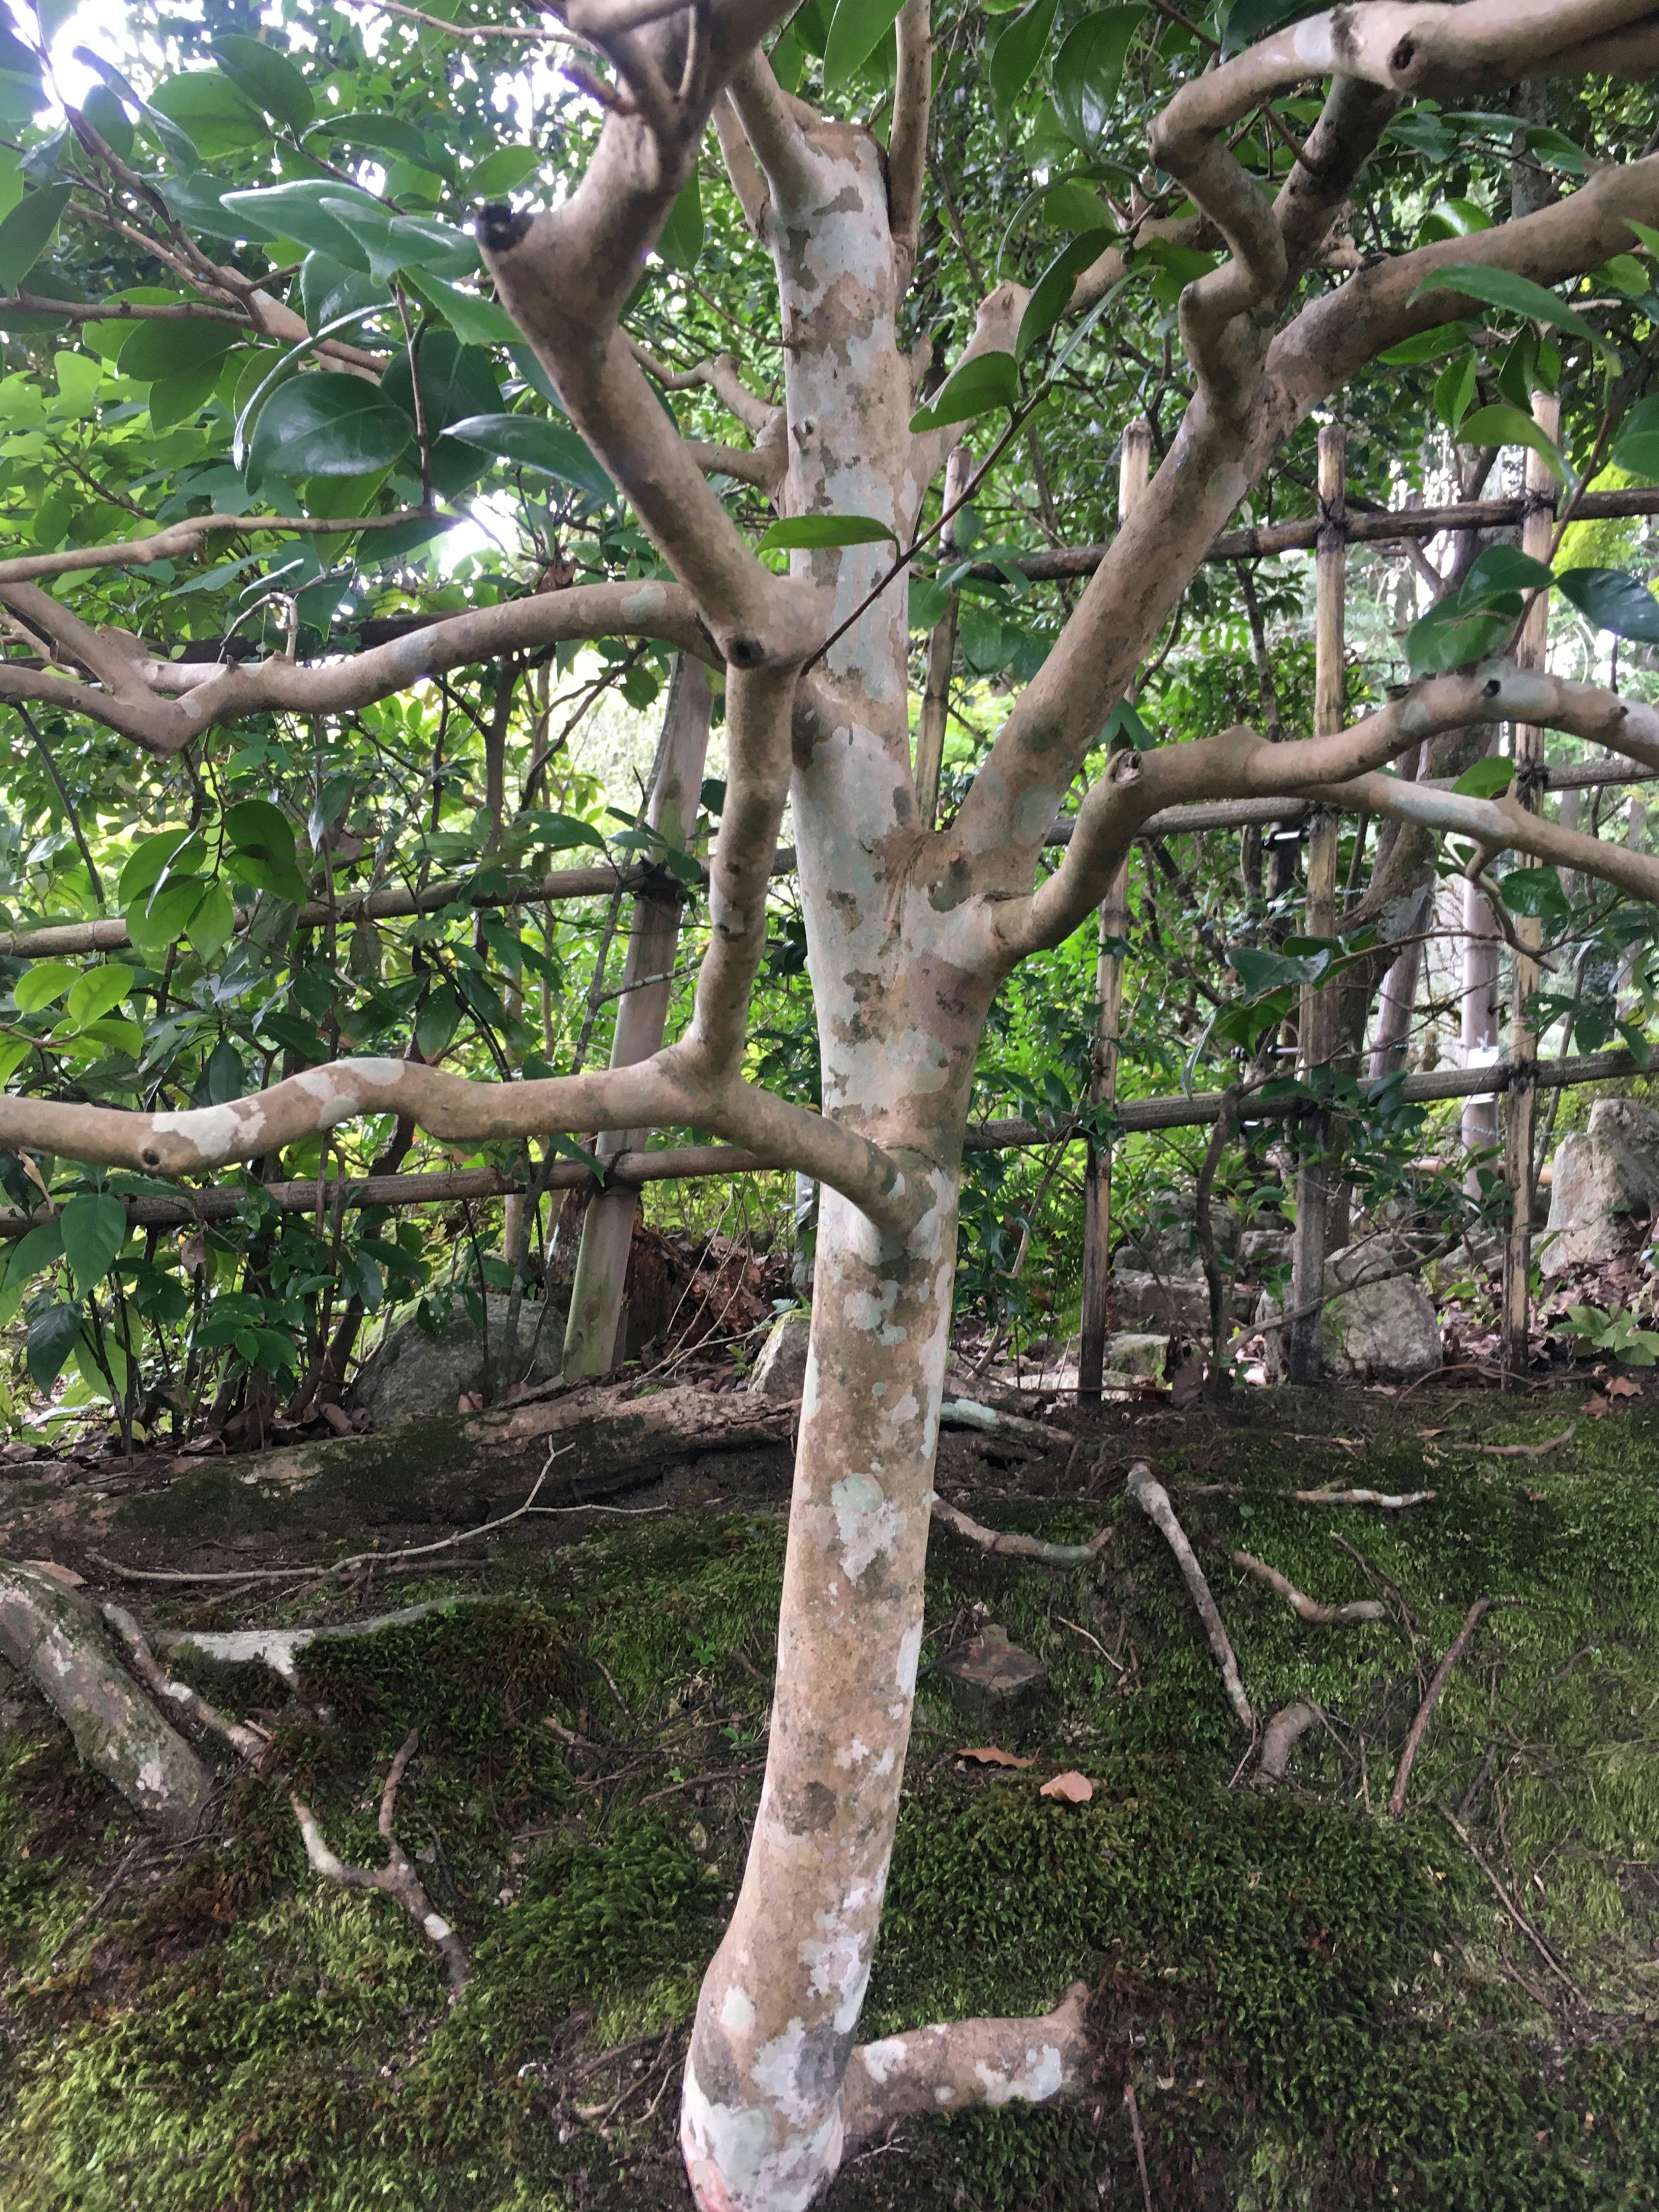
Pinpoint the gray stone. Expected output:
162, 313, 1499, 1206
347, 1294, 564, 1423
1256, 1241, 1441, 1381
1109, 1269, 1252, 1335
1104, 1332, 1170, 1380
1541, 1096, 1659, 1276
1120, 1198, 1241, 1275
1237, 1228, 1292, 1272
748, 1309, 811, 1399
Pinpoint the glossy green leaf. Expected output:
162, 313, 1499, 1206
400, 268, 518, 347
60, 1192, 127, 1297
211, 34, 314, 132
318, 196, 478, 283
27, 1301, 83, 1394
416, 983, 461, 1058
158, 172, 248, 243
301, 252, 390, 336
1499, 865, 1568, 918
823, 0, 905, 90
81, 83, 133, 161
147, 70, 270, 159
383, 329, 502, 495
757, 513, 898, 551
0, 182, 70, 292
989, 0, 1059, 122
1555, 565, 1659, 645
14, 960, 76, 1014
224, 798, 311, 904
908, 574, 952, 630
1411, 263, 1615, 358
1457, 403, 1570, 482
442, 410, 612, 498
64, 965, 132, 1030
1405, 597, 1513, 676
1459, 543, 1553, 606
910, 349, 1019, 431
1017, 229, 1113, 361
1052, 8, 1145, 158
1430, 350, 1475, 431
1452, 755, 1516, 799
117, 316, 237, 383
468, 143, 539, 198
656, 173, 703, 272
220, 181, 383, 270
1221, 0, 1323, 55
1377, 322, 1469, 366
117, 828, 202, 906
0, 1223, 65, 1332
246, 372, 413, 493
187, 880, 237, 962
311, 110, 434, 166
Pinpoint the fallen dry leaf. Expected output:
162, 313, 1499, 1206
23, 1559, 84, 1588
957, 1746, 1034, 1769
1039, 1769, 1094, 1804
1585, 1395, 1611, 1419
1418, 1427, 1448, 1440
1607, 1374, 1643, 1400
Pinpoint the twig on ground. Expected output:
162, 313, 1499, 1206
1389, 1597, 1518, 1818
1055, 1613, 1126, 1671
939, 1396, 1071, 1448
1232, 1553, 1388, 1625
1290, 1487, 1437, 1508
639, 1757, 767, 1804
931, 1495, 1111, 1566
1449, 1424, 1574, 1457
1258, 1702, 1322, 1783
1329, 1531, 1420, 1631
1439, 1806, 1587, 2005
291, 1728, 468, 1994
1127, 1460, 1253, 1732
1124, 2077, 1155, 2212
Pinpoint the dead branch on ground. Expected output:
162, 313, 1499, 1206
1258, 1702, 1322, 1783
1388, 1597, 1518, 1818
1126, 1461, 1254, 1732
291, 1729, 468, 1994
931, 1496, 1111, 1567
1232, 1552, 1388, 1625
1290, 1487, 1437, 1507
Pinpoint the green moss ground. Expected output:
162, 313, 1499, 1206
2, 1386, 1658, 2208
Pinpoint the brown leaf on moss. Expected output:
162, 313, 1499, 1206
1040, 1770, 1094, 1804
957, 1745, 1033, 1768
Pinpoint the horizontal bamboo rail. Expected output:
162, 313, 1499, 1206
985, 484, 1659, 585
0, 1049, 1640, 1240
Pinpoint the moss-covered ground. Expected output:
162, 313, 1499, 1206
2, 1380, 1658, 2208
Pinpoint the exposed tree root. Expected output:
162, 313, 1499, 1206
931, 1495, 1111, 1566
938, 1397, 1071, 1448
1258, 1702, 1323, 1783
0, 1560, 211, 1836
102, 1604, 270, 1761
1389, 1597, 1517, 1818
841, 1980, 1092, 2145
1232, 1552, 1388, 1625
1127, 1462, 1254, 1732
1290, 1487, 1437, 1507
291, 1729, 469, 1995
150, 1598, 481, 1684
1449, 1425, 1575, 1457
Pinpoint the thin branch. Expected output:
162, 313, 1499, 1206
1232, 1552, 1387, 1625
1388, 1596, 1517, 1818
931, 1495, 1111, 1567
1127, 1459, 1253, 1732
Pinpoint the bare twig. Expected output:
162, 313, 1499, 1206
291, 1728, 468, 1993
1126, 1460, 1253, 1732
1124, 2078, 1156, 2211
1389, 1598, 1517, 1818
931, 1495, 1111, 1567
1231, 1553, 1387, 1626
1289, 1488, 1437, 1508
1438, 1806, 1587, 2005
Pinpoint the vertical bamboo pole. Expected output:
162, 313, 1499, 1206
913, 443, 973, 831
1500, 393, 1560, 1383
561, 660, 713, 1377
1287, 422, 1345, 1384
1078, 419, 1151, 1399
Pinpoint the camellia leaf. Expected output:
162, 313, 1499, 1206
1452, 754, 1516, 799
468, 143, 539, 198
1459, 542, 1553, 605
0, 182, 71, 293
246, 372, 413, 493
382, 328, 502, 494
1017, 229, 1113, 361
224, 798, 311, 904
1051, 7, 1145, 158
0, 1224, 66, 1335
655, 172, 703, 272
60, 1192, 127, 1298
909, 348, 1020, 432
220, 181, 384, 270
117, 316, 237, 383
301, 252, 390, 336
147, 70, 270, 160
822, 0, 906, 90
318, 197, 478, 283
989, 0, 1059, 123
1555, 565, 1659, 645
14, 959, 76, 1015
1430, 350, 1475, 431
908, 574, 952, 630
211, 34, 314, 133
1222, 0, 1324, 54
757, 513, 898, 550
1456, 402, 1571, 482
26, 1301, 83, 1395
308, 110, 435, 168
1377, 322, 1470, 365
64, 965, 133, 1030
1410, 262, 1616, 359
400, 268, 518, 347
442, 410, 613, 499
1406, 597, 1514, 677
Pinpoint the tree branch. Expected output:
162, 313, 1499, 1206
889, 0, 931, 291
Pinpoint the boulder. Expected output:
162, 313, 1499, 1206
1256, 1241, 1441, 1381
748, 1309, 811, 1399
1119, 1197, 1241, 1275
347, 1294, 564, 1424
1109, 1269, 1252, 1335
1541, 1096, 1659, 1276
1103, 1332, 1170, 1380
